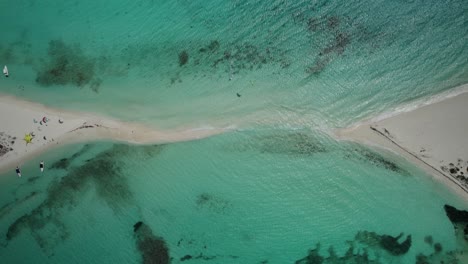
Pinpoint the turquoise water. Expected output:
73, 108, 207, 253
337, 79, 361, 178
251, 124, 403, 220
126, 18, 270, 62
0, 132, 466, 263
0, 0, 467, 128
1, 0, 468, 263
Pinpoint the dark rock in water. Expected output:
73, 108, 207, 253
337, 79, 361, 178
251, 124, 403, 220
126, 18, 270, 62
295, 243, 378, 264
180, 255, 192, 261
424, 235, 433, 245
416, 253, 430, 264
50, 158, 70, 170
207, 40, 220, 52
192, 253, 216, 261
355, 231, 412, 256
434, 242, 442, 253
195, 193, 232, 213
134, 221, 143, 232
5, 144, 139, 252
348, 146, 408, 175
133, 221, 170, 264
379, 233, 412, 256
199, 40, 220, 53
35, 40, 97, 88
179, 51, 189, 66
295, 247, 324, 264
327, 16, 340, 29
444, 204, 468, 224
307, 17, 321, 32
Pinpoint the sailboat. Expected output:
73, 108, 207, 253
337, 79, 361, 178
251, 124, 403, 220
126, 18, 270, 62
3, 65, 8, 77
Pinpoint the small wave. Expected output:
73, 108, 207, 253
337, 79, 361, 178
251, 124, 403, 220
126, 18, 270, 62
347, 83, 468, 129
188, 124, 237, 132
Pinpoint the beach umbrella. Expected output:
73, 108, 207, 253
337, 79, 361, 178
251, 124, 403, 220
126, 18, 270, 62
24, 133, 33, 144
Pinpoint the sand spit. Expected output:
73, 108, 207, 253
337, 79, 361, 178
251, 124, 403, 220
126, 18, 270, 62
337, 90, 468, 200
0, 94, 230, 175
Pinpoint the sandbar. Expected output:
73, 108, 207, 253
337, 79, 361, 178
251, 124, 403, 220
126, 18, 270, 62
336, 88, 468, 200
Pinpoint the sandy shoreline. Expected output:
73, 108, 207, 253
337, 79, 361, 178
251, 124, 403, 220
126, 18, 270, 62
336, 90, 468, 200
2, 87, 468, 201
0, 94, 231, 175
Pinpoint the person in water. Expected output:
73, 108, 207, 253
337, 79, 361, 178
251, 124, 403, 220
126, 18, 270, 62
40, 161, 44, 172
15, 166, 21, 177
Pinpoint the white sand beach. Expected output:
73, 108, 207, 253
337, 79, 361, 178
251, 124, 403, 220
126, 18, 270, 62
337, 91, 468, 200
2, 88, 468, 202
0, 94, 230, 175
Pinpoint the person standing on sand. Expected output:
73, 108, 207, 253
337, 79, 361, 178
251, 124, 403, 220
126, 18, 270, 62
15, 166, 21, 177
40, 161, 44, 172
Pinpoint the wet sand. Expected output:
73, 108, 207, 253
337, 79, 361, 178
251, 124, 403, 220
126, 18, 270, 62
337, 91, 468, 200
0, 94, 231, 174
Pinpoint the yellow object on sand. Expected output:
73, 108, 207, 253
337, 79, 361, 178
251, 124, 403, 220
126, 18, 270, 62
24, 133, 33, 144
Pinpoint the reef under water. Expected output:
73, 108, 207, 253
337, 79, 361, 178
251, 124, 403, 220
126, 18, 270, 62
444, 205, 468, 226
4, 144, 164, 253
179, 253, 239, 262
133, 221, 170, 264
355, 231, 412, 256
295, 226, 468, 264
295, 243, 380, 264
50, 144, 92, 170
230, 131, 327, 156
0, 191, 39, 220
178, 50, 189, 66
345, 145, 409, 175
444, 204, 468, 241
35, 40, 100, 90
195, 193, 232, 214
295, 230, 413, 263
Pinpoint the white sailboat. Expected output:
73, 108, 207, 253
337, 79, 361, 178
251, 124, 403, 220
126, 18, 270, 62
3, 65, 8, 77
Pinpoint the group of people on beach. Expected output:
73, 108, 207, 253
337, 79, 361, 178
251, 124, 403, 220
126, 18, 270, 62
15, 161, 44, 177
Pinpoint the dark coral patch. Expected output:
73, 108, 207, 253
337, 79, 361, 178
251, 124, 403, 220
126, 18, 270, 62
179, 253, 238, 262
380, 233, 412, 256
257, 132, 326, 156
230, 131, 327, 157
195, 193, 232, 213
443, 204, 468, 242
133, 221, 170, 264
307, 17, 321, 32
327, 16, 340, 29
4, 144, 166, 251
295, 243, 379, 264
179, 50, 189, 66
211, 43, 290, 74
35, 40, 98, 88
134, 221, 143, 232
347, 146, 408, 174
199, 40, 220, 53
443, 204, 468, 224
50, 158, 70, 170
321, 32, 351, 55
355, 231, 412, 256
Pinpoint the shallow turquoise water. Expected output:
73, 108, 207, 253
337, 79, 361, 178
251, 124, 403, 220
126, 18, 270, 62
0, 0, 467, 263
0, 131, 466, 263
0, 0, 467, 128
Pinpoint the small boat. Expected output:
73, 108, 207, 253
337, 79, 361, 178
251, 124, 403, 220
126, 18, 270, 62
3, 65, 8, 77
40, 161, 44, 172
